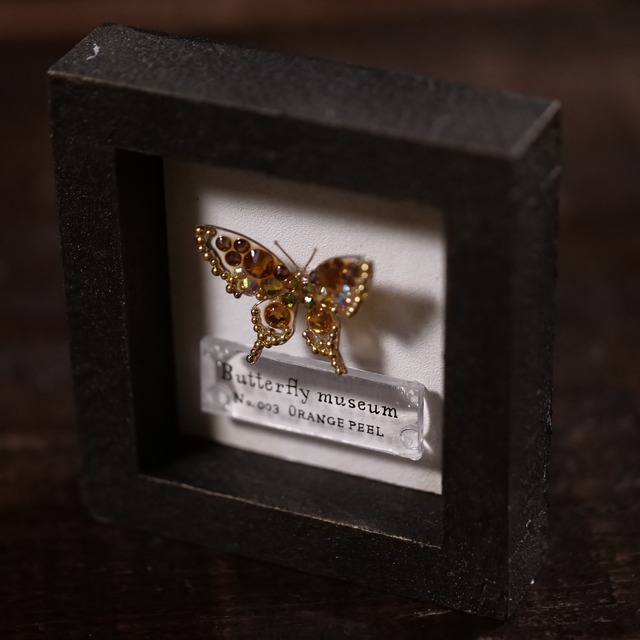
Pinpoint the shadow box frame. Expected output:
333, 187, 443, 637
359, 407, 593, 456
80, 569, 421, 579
49, 24, 560, 619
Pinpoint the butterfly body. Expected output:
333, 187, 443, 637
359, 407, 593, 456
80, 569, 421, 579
195, 225, 372, 375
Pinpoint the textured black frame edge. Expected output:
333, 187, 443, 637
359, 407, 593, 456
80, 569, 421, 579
49, 24, 560, 619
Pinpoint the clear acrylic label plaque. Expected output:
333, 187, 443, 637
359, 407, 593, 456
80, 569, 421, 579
200, 337, 428, 460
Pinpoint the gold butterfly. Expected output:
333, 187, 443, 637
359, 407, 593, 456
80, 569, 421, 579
195, 225, 372, 375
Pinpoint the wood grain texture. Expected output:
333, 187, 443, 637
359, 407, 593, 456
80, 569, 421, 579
1, 4, 639, 638
0, 0, 620, 44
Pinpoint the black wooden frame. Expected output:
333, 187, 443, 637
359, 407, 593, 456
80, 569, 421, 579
49, 24, 560, 619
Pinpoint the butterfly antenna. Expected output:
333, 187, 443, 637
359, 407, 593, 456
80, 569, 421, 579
274, 240, 300, 270
303, 248, 318, 271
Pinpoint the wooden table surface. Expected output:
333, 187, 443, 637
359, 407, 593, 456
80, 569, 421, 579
1, 5, 639, 639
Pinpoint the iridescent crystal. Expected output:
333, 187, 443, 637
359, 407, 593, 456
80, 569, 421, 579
315, 286, 332, 306
283, 292, 297, 308
334, 284, 352, 310
334, 293, 349, 310
262, 277, 284, 296
240, 277, 260, 293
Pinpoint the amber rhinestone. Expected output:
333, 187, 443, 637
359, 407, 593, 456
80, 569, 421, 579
310, 258, 356, 291
215, 236, 232, 251
265, 302, 291, 329
274, 264, 290, 280
308, 308, 334, 334
234, 238, 250, 253
345, 263, 360, 283
244, 249, 275, 278
225, 250, 242, 266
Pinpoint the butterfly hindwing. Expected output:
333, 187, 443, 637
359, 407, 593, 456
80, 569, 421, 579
247, 295, 299, 364
302, 306, 346, 375
195, 225, 292, 301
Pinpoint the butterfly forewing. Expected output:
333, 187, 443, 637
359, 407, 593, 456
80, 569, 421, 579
195, 225, 292, 300
307, 256, 372, 318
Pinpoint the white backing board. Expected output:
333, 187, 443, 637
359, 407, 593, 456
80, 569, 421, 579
164, 160, 445, 493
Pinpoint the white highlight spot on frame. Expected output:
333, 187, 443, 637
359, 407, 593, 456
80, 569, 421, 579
86, 44, 100, 61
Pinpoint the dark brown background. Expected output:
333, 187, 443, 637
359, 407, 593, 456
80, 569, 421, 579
1, 3, 639, 638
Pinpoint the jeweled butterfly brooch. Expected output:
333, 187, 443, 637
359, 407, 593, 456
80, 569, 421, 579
195, 225, 372, 375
